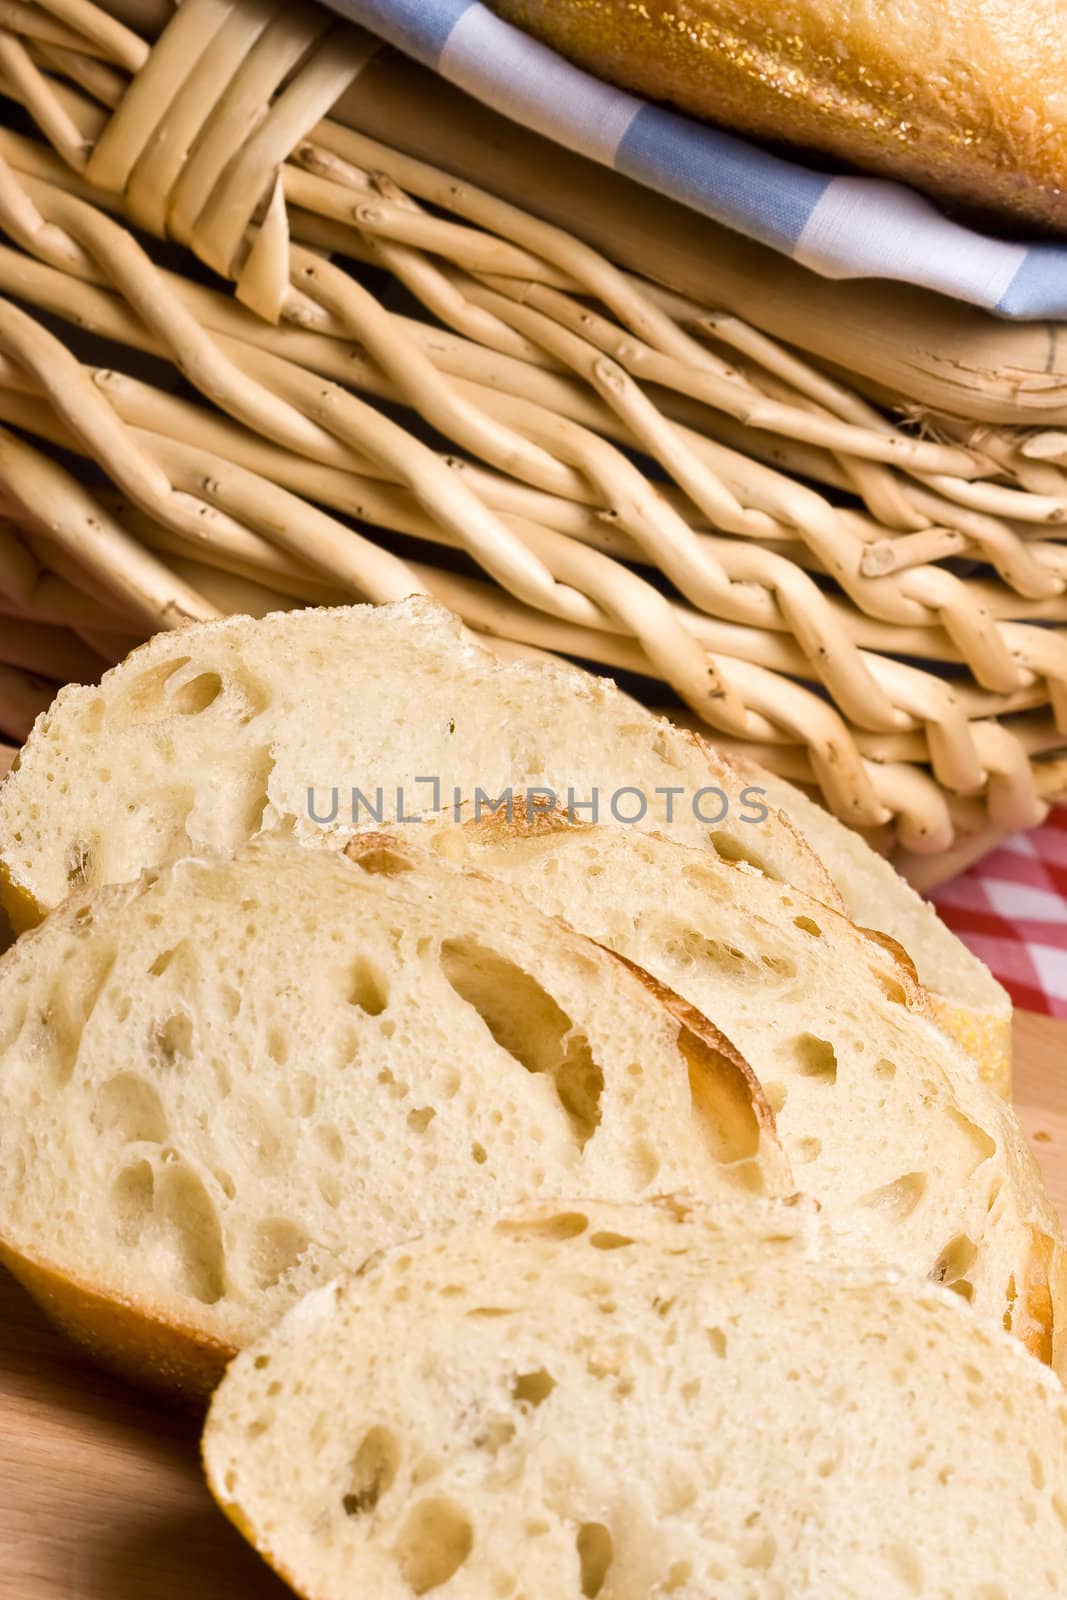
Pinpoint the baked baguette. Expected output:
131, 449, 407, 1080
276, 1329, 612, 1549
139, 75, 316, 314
0, 600, 1008, 1085
410, 812, 1063, 1367
489, 0, 1067, 232
204, 1196, 1067, 1600
0, 836, 787, 1395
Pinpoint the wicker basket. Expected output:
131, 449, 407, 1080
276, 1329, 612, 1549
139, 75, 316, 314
0, 0, 1065, 886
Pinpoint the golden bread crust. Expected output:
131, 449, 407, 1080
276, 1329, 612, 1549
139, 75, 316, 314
491, 0, 1067, 229
0, 1241, 235, 1403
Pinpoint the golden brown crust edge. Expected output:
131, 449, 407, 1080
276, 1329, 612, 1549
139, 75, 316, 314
346, 824, 792, 1191
0, 1240, 235, 1404
1014, 1227, 1057, 1371
489, 0, 1067, 232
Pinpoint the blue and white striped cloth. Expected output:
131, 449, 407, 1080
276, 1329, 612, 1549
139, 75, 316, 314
322, 0, 1067, 320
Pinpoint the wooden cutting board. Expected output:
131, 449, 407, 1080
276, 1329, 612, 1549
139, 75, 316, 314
1, 1011, 1065, 1599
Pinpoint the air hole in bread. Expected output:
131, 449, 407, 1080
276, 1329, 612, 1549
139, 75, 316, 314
154, 1163, 226, 1304
763, 1082, 788, 1115
885, 1542, 924, 1593
945, 1109, 997, 1175
874, 1058, 897, 1081
472, 1415, 516, 1454
36, 1001, 80, 1089
588, 1232, 635, 1251
496, 1212, 588, 1242
470, 1141, 488, 1165
440, 939, 604, 1149
664, 1561, 693, 1591
632, 1139, 660, 1188
260, 1028, 291, 1073
407, 1106, 436, 1134
740, 1530, 777, 1570
761, 953, 796, 978
872, 969, 910, 1006
93, 1073, 168, 1145
677, 931, 752, 975
859, 1172, 927, 1222
251, 1219, 310, 1290
931, 1234, 978, 1290
110, 657, 191, 728
348, 955, 389, 1017
678, 1031, 762, 1171
394, 1496, 474, 1594
349, 845, 415, 877
793, 916, 821, 937
576, 1521, 614, 1597
707, 1326, 727, 1358
148, 945, 181, 978
511, 1368, 556, 1407
795, 1136, 822, 1163
707, 831, 778, 879
343, 1425, 401, 1517
153, 1012, 193, 1064
729, 1160, 768, 1195
171, 672, 224, 716
793, 1033, 838, 1083
110, 1159, 155, 1247
235, 750, 276, 841
316, 1125, 345, 1162
65, 839, 94, 888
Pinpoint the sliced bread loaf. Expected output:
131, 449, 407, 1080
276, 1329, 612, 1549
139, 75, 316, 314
412, 810, 1064, 1367
0, 836, 787, 1396
203, 1196, 1067, 1600
0, 599, 835, 931
0, 600, 1009, 1090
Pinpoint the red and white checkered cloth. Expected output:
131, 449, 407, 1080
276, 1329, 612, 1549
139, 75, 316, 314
931, 808, 1067, 1019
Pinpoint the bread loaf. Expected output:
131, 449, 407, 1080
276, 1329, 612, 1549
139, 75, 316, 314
488, 0, 1067, 231
0, 600, 1009, 1084
0, 836, 787, 1394
412, 810, 1064, 1367
204, 1196, 1067, 1600
0, 600, 835, 929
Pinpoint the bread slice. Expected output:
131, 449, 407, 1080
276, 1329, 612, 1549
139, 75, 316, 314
0, 599, 838, 935
0, 601, 844, 934
413, 809, 1063, 1367
0, 600, 1009, 1092
0, 835, 788, 1396
750, 764, 1013, 1096
204, 1196, 1067, 1600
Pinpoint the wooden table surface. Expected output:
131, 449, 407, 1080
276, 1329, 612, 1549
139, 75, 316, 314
1, 1011, 1065, 1598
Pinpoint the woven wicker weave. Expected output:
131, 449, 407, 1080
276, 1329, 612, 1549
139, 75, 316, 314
0, 0, 1065, 883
